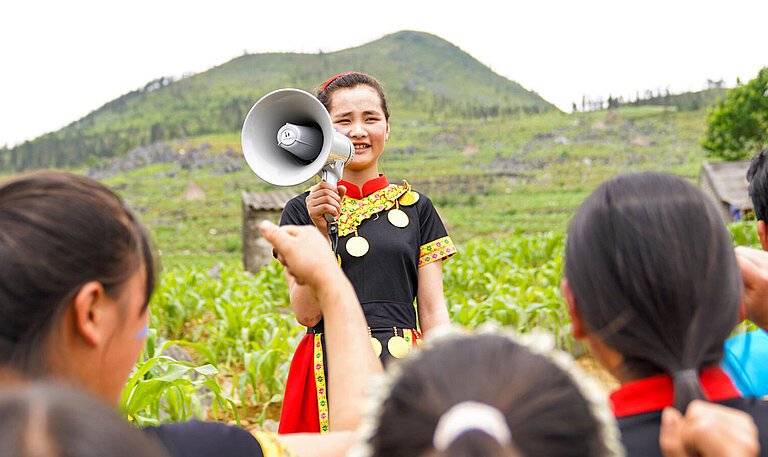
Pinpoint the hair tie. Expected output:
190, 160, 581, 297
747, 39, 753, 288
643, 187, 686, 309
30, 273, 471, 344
672, 369, 698, 382
320, 72, 361, 92
432, 401, 512, 451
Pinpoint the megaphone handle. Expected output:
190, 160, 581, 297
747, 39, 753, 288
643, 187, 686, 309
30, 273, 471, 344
321, 161, 342, 255
326, 219, 339, 255
321, 160, 344, 188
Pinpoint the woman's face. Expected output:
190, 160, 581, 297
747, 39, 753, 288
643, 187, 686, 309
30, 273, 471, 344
328, 85, 390, 173
99, 266, 150, 404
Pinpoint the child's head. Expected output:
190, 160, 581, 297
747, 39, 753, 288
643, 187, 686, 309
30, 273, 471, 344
0, 383, 169, 457
564, 172, 740, 410
0, 171, 157, 401
362, 329, 622, 457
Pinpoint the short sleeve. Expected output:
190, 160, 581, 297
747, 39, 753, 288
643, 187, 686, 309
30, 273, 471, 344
417, 193, 457, 268
144, 420, 265, 457
280, 192, 312, 227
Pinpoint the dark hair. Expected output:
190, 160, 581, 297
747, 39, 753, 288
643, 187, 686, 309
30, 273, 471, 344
747, 148, 768, 221
370, 333, 610, 457
564, 172, 740, 411
0, 383, 170, 457
0, 171, 156, 376
316, 72, 390, 121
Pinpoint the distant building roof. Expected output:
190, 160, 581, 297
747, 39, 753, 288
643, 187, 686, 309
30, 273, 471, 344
699, 161, 752, 209
241, 190, 296, 211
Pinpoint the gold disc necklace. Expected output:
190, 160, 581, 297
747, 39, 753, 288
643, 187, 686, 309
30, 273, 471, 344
345, 228, 369, 257
343, 187, 420, 258
388, 327, 411, 358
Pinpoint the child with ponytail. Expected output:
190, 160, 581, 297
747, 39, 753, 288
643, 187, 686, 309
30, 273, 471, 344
562, 172, 768, 456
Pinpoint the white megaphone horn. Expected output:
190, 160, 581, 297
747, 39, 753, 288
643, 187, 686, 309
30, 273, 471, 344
241, 88, 354, 189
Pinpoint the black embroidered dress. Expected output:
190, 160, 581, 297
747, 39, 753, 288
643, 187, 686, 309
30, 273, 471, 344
277, 174, 456, 434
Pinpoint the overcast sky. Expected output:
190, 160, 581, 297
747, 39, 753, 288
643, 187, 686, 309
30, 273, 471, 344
1, 0, 766, 148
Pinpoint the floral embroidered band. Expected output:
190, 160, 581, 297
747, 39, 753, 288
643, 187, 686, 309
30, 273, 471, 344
338, 184, 408, 237
418, 236, 457, 268
313, 333, 329, 433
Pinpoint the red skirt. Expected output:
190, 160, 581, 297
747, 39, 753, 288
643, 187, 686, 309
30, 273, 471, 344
278, 328, 421, 434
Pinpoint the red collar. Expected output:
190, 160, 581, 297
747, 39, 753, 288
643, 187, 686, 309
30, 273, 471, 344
609, 367, 741, 418
339, 174, 389, 199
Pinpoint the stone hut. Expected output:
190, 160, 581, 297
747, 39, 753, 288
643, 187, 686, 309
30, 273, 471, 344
698, 161, 752, 222
241, 190, 296, 274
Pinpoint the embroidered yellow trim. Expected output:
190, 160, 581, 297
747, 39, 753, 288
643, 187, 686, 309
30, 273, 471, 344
418, 236, 457, 268
251, 431, 297, 457
313, 333, 330, 433
339, 184, 408, 237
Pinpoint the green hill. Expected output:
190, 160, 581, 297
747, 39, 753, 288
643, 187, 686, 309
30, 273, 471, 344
1, 30, 555, 171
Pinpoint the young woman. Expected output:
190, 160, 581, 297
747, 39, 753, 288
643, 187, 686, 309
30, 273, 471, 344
0, 171, 380, 457
354, 328, 624, 457
562, 172, 768, 456
278, 72, 457, 433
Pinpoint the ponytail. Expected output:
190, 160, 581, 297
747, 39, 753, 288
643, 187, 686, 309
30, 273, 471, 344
671, 370, 705, 413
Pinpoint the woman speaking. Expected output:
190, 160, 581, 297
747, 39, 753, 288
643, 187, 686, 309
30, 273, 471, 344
278, 72, 457, 434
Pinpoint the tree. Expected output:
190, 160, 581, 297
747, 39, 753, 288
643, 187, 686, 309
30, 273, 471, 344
702, 67, 768, 161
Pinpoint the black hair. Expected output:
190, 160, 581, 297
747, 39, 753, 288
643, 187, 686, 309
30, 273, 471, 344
0, 171, 157, 376
370, 333, 609, 457
747, 148, 768, 221
0, 383, 170, 457
564, 172, 740, 411
316, 72, 390, 121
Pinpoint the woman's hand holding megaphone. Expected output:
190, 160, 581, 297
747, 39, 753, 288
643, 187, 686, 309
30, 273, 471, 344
306, 181, 347, 236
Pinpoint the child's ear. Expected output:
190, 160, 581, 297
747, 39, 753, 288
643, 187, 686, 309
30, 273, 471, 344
562, 278, 586, 339
71, 281, 107, 346
757, 220, 768, 252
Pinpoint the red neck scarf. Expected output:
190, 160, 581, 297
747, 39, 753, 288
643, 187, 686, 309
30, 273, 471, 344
610, 367, 741, 418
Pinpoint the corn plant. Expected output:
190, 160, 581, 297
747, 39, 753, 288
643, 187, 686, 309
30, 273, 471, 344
144, 261, 301, 424
121, 329, 238, 426
443, 232, 571, 349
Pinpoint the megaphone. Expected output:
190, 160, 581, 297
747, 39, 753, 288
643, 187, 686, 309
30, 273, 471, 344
241, 88, 354, 188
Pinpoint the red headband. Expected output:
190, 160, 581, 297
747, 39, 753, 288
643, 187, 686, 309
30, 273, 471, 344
320, 72, 363, 92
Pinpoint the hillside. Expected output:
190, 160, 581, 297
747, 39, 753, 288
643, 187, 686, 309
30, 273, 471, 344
619, 87, 728, 111
1, 30, 555, 171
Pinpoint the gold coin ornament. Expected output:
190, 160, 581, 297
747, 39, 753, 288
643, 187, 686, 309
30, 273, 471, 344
346, 231, 369, 257
388, 208, 409, 228
399, 190, 420, 206
370, 338, 383, 357
388, 336, 411, 358
369, 328, 383, 357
